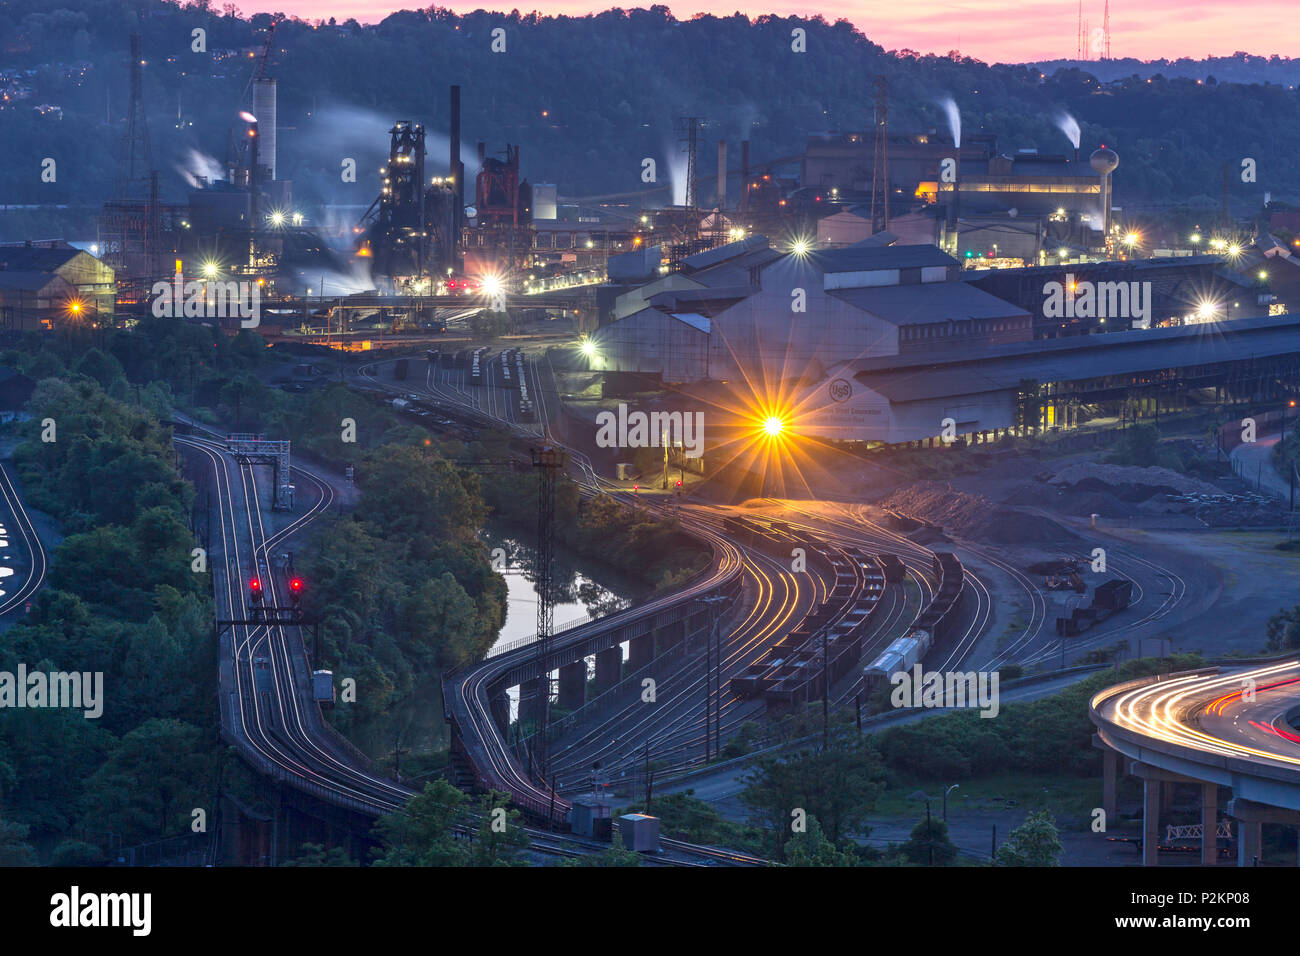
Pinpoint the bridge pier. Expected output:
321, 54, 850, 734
1201, 783, 1219, 866
1142, 777, 1161, 867
1093, 735, 1119, 821
1225, 797, 1300, 867
490, 693, 510, 736
1237, 819, 1262, 867
1130, 762, 1202, 866
628, 634, 653, 671
594, 647, 621, 691
559, 661, 587, 710
519, 678, 545, 725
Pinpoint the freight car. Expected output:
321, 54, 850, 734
863, 628, 934, 690
1056, 578, 1134, 636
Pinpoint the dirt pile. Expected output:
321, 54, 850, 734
876, 483, 1079, 546
1049, 462, 1222, 498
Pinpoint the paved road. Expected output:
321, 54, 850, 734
1230, 430, 1293, 502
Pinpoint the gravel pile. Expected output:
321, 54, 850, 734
877, 484, 1079, 546
1049, 462, 1222, 498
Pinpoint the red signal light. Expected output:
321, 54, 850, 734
289, 577, 303, 592
250, 578, 261, 591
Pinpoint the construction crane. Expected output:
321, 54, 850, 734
243, 17, 280, 101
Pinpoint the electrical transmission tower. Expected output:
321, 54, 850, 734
1076, 0, 1083, 59
116, 33, 154, 199
870, 76, 890, 234
674, 116, 703, 218
1103, 0, 1111, 59
531, 445, 566, 780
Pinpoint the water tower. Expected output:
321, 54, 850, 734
1089, 145, 1119, 241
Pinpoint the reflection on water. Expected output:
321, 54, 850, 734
485, 530, 639, 653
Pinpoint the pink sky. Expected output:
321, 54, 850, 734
243, 1, 1296, 63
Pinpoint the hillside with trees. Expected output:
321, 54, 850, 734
2, 1, 1297, 239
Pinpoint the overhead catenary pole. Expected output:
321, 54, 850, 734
531, 445, 566, 781
697, 594, 730, 761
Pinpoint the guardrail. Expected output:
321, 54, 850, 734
486, 615, 594, 659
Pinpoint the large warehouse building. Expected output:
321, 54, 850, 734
587, 235, 1300, 447
590, 238, 1032, 385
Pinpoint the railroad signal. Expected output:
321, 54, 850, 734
249, 578, 263, 604
289, 576, 304, 619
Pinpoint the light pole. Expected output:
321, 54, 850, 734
697, 594, 730, 762
911, 790, 934, 866
944, 784, 959, 822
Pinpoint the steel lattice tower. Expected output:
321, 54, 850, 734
675, 117, 703, 224
531, 445, 565, 779
116, 33, 154, 198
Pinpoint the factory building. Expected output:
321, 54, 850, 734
0, 272, 78, 333
590, 238, 1031, 385
799, 132, 1115, 263
965, 254, 1262, 337
793, 314, 1300, 445
0, 243, 116, 327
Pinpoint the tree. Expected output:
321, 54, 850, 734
899, 814, 959, 866
282, 843, 358, 866
81, 719, 214, 845
1266, 606, 1300, 651
466, 794, 530, 866
741, 730, 883, 860
372, 780, 471, 867
372, 781, 529, 867
580, 830, 640, 867
0, 817, 36, 866
996, 810, 1063, 867
785, 816, 855, 867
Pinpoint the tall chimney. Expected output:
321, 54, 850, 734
740, 140, 750, 215
449, 85, 463, 272
717, 140, 727, 210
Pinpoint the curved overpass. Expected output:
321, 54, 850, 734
1090, 658, 1300, 864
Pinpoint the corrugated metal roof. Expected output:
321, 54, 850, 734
681, 235, 770, 271
812, 243, 956, 272
827, 280, 1030, 325
647, 285, 750, 311
855, 315, 1300, 403
0, 270, 69, 292
0, 245, 83, 271
692, 247, 784, 288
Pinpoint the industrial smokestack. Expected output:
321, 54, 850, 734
740, 140, 750, 214
248, 120, 259, 267
449, 85, 463, 272
252, 78, 277, 181
717, 140, 727, 210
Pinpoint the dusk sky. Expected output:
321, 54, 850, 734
238, 1, 1295, 63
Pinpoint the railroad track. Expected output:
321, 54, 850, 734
0, 461, 48, 617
